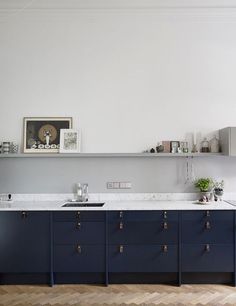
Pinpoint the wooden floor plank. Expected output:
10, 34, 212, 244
0, 284, 236, 305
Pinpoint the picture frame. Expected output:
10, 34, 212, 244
23, 117, 72, 153
59, 129, 80, 153
162, 141, 171, 153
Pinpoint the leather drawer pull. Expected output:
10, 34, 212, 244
119, 211, 123, 219
205, 244, 210, 252
163, 222, 168, 230
119, 222, 124, 230
206, 210, 210, 217
205, 221, 211, 230
119, 245, 124, 253
76, 222, 81, 229
163, 245, 168, 253
163, 211, 168, 219
21, 211, 28, 218
76, 211, 81, 219
77, 245, 82, 254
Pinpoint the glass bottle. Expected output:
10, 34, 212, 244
201, 138, 209, 153
210, 135, 219, 153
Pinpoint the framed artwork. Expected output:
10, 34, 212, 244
162, 141, 171, 153
23, 117, 72, 153
59, 129, 80, 153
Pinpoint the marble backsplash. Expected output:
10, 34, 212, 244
8, 192, 236, 202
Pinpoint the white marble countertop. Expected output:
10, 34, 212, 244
0, 200, 234, 211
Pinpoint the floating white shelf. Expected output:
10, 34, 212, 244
0, 153, 223, 158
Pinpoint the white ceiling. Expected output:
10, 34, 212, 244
0, 0, 236, 10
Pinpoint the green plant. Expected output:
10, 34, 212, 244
194, 178, 214, 192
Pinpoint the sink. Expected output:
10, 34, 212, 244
62, 202, 105, 207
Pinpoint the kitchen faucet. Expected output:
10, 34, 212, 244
77, 183, 89, 202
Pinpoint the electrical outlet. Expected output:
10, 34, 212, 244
119, 182, 132, 189
107, 182, 120, 189
107, 182, 132, 189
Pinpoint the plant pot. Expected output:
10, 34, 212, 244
214, 188, 224, 196
199, 191, 212, 202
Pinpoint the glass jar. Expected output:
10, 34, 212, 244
201, 138, 209, 153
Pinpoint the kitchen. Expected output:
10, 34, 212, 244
1, 0, 236, 305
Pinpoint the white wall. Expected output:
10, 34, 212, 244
1, 0, 236, 194
1, 0, 236, 153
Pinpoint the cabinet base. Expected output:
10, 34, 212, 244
0, 273, 50, 285
109, 273, 178, 284
54, 273, 106, 284
182, 273, 233, 285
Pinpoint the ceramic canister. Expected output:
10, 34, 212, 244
10, 142, 19, 153
2, 142, 10, 154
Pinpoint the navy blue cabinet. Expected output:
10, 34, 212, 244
108, 211, 178, 222
109, 244, 178, 272
108, 221, 178, 244
54, 245, 105, 272
53, 211, 105, 222
181, 210, 234, 275
182, 211, 234, 244
53, 221, 105, 244
0, 211, 50, 273
182, 244, 234, 272
0, 209, 235, 285
53, 211, 106, 283
108, 210, 179, 277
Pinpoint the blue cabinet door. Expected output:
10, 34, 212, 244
53, 221, 105, 244
182, 211, 234, 244
108, 211, 178, 222
53, 211, 105, 222
109, 245, 178, 272
108, 221, 178, 244
182, 211, 234, 221
0, 211, 50, 273
54, 245, 105, 272
182, 244, 234, 272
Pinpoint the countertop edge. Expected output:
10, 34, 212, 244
0, 200, 234, 211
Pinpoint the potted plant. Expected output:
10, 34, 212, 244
194, 178, 214, 201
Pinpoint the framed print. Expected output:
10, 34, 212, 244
59, 129, 80, 153
23, 117, 72, 153
162, 141, 171, 153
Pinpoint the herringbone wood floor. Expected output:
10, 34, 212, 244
0, 284, 236, 306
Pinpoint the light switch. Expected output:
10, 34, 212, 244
107, 182, 114, 189
107, 182, 120, 189
119, 182, 132, 189
113, 182, 120, 189
107, 182, 132, 189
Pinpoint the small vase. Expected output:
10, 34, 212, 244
214, 188, 224, 201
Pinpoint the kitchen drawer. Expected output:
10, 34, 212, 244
108, 221, 178, 244
53, 221, 105, 244
109, 244, 178, 272
182, 219, 234, 244
54, 245, 105, 272
53, 211, 105, 222
108, 211, 178, 222
182, 211, 234, 222
182, 244, 234, 272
